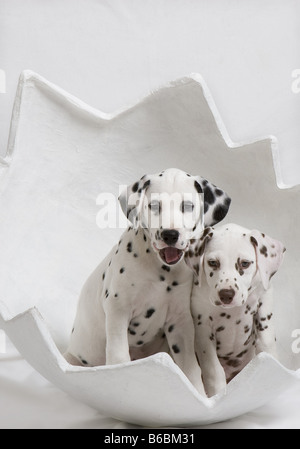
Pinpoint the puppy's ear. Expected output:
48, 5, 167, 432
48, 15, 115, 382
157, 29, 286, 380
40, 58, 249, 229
193, 176, 231, 227
119, 176, 150, 228
250, 230, 286, 290
185, 228, 214, 284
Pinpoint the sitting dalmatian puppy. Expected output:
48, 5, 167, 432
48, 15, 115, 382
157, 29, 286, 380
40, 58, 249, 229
64, 168, 231, 395
186, 223, 285, 397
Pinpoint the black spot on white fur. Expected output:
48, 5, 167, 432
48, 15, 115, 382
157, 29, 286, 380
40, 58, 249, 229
145, 308, 155, 319
79, 356, 88, 366
132, 182, 139, 193
194, 181, 203, 193
172, 344, 180, 354
162, 265, 171, 272
204, 185, 215, 205
213, 203, 230, 223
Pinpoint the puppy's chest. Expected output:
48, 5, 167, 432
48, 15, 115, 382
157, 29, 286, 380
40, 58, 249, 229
208, 301, 259, 358
127, 301, 167, 347
127, 275, 190, 347
106, 230, 192, 347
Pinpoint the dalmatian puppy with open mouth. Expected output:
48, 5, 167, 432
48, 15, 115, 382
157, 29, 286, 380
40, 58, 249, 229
64, 168, 230, 395
186, 224, 285, 397
185, 223, 285, 397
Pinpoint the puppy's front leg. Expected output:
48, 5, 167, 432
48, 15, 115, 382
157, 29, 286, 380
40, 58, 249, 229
191, 285, 226, 397
165, 312, 206, 396
195, 325, 227, 398
104, 298, 131, 365
255, 287, 278, 359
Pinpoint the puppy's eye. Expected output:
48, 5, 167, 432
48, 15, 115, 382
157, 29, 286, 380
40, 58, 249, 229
149, 201, 161, 214
208, 259, 220, 269
181, 201, 194, 213
240, 260, 251, 269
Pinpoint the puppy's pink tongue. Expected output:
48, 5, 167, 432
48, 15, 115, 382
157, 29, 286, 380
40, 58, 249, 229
164, 247, 180, 264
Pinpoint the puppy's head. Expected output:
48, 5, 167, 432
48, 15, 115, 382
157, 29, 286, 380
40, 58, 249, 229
186, 224, 285, 308
119, 168, 231, 266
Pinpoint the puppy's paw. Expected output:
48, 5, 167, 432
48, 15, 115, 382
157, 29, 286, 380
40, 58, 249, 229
193, 378, 208, 398
106, 353, 131, 366
205, 374, 227, 398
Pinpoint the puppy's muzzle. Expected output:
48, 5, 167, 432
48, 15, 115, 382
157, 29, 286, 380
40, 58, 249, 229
161, 229, 179, 246
218, 288, 235, 305
159, 229, 184, 265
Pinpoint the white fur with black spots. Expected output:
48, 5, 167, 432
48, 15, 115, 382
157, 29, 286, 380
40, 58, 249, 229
186, 223, 285, 397
64, 168, 231, 396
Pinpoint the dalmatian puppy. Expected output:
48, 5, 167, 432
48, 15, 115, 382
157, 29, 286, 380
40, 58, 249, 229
64, 168, 231, 395
185, 223, 285, 397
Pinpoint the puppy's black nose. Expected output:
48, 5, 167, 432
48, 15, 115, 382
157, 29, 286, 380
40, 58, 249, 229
161, 229, 179, 246
218, 289, 235, 305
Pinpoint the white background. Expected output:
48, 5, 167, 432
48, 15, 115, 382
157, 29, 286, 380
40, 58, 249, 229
0, 0, 300, 429
1, 0, 300, 185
